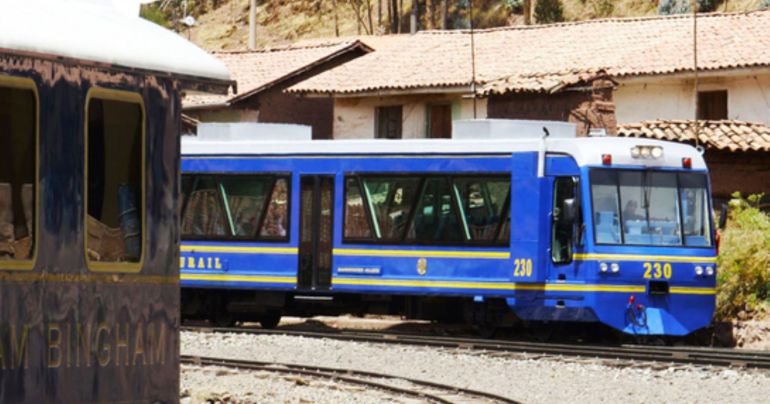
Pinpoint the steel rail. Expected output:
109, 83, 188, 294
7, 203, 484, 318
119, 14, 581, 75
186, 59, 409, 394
182, 325, 770, 370
181, 354, 520, 404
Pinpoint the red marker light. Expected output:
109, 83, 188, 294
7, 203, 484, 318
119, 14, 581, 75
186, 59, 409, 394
682, 157, 692, 169
628, 295, 635, 304
602, 154, 612, 165
636, 304, 643, 311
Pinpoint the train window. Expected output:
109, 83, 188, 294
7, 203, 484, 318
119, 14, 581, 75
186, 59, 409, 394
259, 178, 289, 239
678, 173, 712, 247
497, 210, 511, 244
452, 177, 510, 242
181, 176, 227, 237
220, 176, 273, 236
85, 90, 144, 271
408, 178, 463, 243
619, 171, 681, 246
591, 169, 710, 247
181, 174, 290, 241
0, 79, 37, 267
590, 170, 622, 244
344, 178, 373, 239
361, 177, 420, 240
344, 174, 511, 246
552, 177, 577, 264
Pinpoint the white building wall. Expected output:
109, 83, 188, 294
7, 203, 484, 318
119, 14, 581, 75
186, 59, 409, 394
615, 73, 770, 125
333, 94, 487, 139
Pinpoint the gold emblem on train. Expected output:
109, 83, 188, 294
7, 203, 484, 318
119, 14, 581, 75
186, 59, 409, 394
417, 258, 428, 276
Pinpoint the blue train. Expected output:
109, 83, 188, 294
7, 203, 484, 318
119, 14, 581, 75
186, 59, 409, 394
180, 120, 717, 336
0, 2, 230, 402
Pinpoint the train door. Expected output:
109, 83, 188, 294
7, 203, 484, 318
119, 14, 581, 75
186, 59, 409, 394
297, 175, 334, 290
550, 176, 580, 276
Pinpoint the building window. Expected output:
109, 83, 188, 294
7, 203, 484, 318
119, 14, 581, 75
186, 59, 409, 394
427, 104, 452, 138
697, 90, 727, 120
85, 89, 144, 270
375, 105, 403, 139
0, 78, 37, 266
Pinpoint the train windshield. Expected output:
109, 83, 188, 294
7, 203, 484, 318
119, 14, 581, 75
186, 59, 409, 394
590, 169, 712, 247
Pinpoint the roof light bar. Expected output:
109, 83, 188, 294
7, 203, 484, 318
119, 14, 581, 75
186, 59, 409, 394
630, 145, 664, 160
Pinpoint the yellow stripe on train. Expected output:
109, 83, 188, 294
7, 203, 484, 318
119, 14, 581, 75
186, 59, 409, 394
332, 278, 714, 295
181, 273, 296, 284
181, 246, 714, 265
573, 253, 717, 264
333, 248, 510, 259
181, 245, 298, 254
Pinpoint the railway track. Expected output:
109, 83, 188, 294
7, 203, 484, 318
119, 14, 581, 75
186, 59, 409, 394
182, 325, 770, 370
181, 355, 520, 403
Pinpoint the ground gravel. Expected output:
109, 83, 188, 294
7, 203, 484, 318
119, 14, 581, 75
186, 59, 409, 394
182, 331, 770, 404
181, 365, 421, 403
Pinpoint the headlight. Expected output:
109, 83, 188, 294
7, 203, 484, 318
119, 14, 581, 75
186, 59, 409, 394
610, 263, 620, 273
695, 266, 704, 276
600, 263, 609, 273
705, 266, 714, 276
650, 146, 663, 158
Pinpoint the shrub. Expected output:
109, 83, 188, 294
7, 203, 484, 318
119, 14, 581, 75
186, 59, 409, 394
590, 0, 614, 18
140, 4, 171, 28
505, 0, 525, 13
761, 0, 770, 10
715, 193, 770, 320
534, 0, 564, 23
658, 0, 690, 14
658, 0, 723, 14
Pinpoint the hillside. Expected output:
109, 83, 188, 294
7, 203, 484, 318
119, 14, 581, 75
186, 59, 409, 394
142, 0, 767, 51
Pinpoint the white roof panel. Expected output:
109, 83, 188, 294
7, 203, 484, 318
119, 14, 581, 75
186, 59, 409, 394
0, 0, 230, 81
181, 136, 708, 170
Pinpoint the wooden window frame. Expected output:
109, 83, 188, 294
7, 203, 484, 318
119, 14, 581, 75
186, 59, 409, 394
426, 103, 453, 139
375, 105, 403, 139
696, 90, 728, 120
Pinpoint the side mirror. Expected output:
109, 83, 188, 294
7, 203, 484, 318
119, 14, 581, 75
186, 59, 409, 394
718, 203, 728, 230
562, 198, 577, 224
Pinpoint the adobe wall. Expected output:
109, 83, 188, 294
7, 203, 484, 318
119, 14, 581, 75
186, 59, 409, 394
615, 73, 770, 125
332, 95, 485, 139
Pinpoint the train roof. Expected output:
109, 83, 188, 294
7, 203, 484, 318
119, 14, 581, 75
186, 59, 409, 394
181, 135, 708, 171
0, 0, 230, 83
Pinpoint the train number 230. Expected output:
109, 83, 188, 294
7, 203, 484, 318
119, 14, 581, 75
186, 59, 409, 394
643, 262, 672, 279
513, 258, 533, 277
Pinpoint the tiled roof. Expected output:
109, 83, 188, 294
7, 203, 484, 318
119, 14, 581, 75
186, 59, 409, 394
289, 10, 770, 95
617, 120, 770, 152
184, 40, 371, 109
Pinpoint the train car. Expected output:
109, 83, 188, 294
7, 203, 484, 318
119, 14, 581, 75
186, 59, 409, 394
0, 2, 230, 402
180, 120, 717, 336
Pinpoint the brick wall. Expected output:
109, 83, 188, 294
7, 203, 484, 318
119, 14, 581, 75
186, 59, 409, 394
705, 150, 770, 201
487, 78, 617, 136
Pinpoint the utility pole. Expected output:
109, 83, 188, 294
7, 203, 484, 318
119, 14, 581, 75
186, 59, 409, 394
248, 0, 257, 50
691, 0, 700, 149
410, 0, 418, 33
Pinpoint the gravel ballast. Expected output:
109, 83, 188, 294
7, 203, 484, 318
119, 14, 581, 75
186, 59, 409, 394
182, 331, 770, 403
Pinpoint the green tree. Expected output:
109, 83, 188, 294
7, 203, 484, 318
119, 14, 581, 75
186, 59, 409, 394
534, 0, 563, 24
